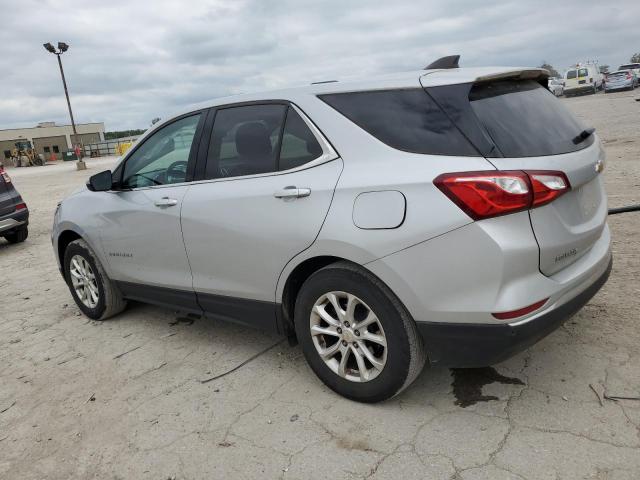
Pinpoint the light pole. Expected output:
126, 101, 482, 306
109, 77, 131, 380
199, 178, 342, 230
43, 41, 86, 170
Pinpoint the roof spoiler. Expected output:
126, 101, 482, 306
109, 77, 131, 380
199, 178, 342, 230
474, 68, 549, 83
425, 55, 460, 70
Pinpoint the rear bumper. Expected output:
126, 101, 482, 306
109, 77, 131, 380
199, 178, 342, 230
604, 83, 633, 91
0, 208, 29, 234
416, 255, 612, 367
565, 85, 595, 94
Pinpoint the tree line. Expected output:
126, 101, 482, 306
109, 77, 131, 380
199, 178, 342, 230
104, 129, 146, 140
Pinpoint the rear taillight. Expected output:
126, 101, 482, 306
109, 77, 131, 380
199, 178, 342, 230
15, 203, 27, 211
528, 171, 570, 207
434, 170, 570, 220
0, 168, 11, 184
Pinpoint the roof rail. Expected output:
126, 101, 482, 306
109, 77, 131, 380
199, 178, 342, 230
311, 80, 338, 85
425, 55, 460, 70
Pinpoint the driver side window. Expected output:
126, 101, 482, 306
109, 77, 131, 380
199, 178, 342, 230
122, 114, 201, 188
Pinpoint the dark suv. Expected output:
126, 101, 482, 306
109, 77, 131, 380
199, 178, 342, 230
0, 164, 29, 244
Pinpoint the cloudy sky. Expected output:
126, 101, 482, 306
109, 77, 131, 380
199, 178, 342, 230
1, 0, 637, 131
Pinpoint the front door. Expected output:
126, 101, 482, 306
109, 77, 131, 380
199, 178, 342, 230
98, 112, 205, 312
181, 104, 342, 329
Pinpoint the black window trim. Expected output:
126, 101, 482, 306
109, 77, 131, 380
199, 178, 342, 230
192, 99, 338, 184
112, 109, 207, 191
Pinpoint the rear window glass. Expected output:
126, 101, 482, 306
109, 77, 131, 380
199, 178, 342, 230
619, 64, 639, 70
469, 80, 592, 157
566, 70, 577, 79
318, 89, 478, 156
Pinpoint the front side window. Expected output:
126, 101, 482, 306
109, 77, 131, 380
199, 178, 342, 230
122, 114, 201, 188
566, 70, 577, 79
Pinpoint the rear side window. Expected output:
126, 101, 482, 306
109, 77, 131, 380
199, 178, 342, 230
469, 80, 592, 157
278, 108, 323, 170
566, 70, 577, 79
319, 89, 478, 156
206, 105, 286, 179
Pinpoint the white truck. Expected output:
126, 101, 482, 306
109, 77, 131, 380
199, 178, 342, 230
564, 63, 604, 96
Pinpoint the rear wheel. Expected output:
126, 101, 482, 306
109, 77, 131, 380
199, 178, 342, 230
3, 226, 28, 244
63, 239, 126, 320
294, 262, 425, 402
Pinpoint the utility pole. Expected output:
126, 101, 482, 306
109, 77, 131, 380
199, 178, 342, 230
43, 42, 86, 170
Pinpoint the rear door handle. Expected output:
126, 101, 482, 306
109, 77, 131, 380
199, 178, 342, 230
274, 186, 311, 199
154, 197, 178, 207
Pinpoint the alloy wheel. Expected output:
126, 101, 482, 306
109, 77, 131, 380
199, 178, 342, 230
69, 254, 99, 308
310, 291, 387, 382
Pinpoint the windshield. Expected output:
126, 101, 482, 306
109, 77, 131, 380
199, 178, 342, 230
578, 68, 588, 77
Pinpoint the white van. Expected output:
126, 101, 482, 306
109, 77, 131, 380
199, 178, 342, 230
564, 64, 603, 96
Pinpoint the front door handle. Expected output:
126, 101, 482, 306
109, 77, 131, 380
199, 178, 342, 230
274, 186, 311, 199
154, 197, 178, 207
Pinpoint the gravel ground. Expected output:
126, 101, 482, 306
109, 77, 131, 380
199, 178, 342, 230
1, 90, 639, 479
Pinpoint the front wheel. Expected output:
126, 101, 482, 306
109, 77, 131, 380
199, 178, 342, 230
63, 239, 127, 320
294, 262, 426, 402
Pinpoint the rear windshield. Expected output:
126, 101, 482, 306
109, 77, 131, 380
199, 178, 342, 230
318, 89, 478, 156
566, 70, 577, 79
619, 64, 640, 70
469, 80, 592, 157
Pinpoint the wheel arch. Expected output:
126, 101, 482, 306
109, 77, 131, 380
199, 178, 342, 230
279, 255, 346, 339
57, 230, 83, 269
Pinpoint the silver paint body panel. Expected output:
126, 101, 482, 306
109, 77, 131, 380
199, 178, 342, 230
53, 66, 611, 329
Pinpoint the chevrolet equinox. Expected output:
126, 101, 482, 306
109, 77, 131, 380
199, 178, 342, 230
52, 63, 612, 402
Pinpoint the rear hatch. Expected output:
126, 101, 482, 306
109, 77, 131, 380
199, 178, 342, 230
606, 71, 630, 86
0, 167, 18, 217
422, 72, 607, 276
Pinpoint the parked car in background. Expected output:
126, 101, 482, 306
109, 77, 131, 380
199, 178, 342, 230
618, 63, 640, 79
0, 164, 29, 244
548, 77, 564, 96
604, 70, 637, 92
564, 64, 603, 96
52, 65, 611, 402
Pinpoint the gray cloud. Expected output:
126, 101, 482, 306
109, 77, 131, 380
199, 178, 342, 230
0, 0, 637, 130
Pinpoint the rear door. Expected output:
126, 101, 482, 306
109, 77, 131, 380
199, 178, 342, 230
181, 103, 341, 330
565, 69, 578, 90
466, 80, 607, 275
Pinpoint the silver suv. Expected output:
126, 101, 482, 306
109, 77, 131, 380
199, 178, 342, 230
52, 64, 611, 402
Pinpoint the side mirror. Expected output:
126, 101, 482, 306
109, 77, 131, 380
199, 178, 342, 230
87, 170, 113, 192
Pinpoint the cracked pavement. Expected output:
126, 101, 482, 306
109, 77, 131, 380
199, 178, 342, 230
1, 91, 639, 479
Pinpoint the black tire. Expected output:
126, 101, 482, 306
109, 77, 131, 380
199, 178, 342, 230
4, 226, 28, 244
294, 261, 426, 402
63, 238, 127, 320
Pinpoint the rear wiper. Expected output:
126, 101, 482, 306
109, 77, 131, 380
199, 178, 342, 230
573, 127, 595, 145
